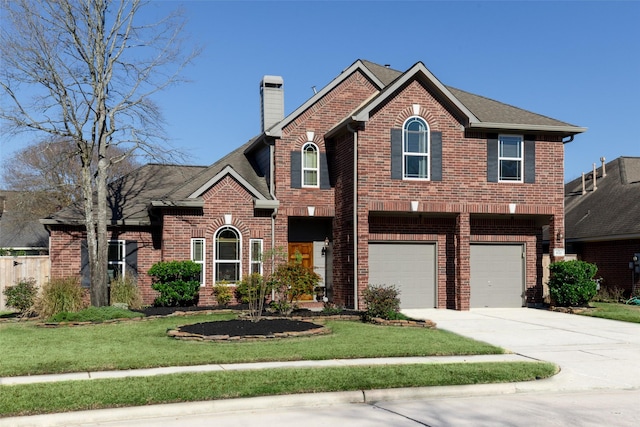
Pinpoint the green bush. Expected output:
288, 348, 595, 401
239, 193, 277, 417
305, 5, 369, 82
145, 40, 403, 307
3, 278, 38, 315
548, 260, 598, 307
363, 284, 401, 320
270, 255, 321, 315
35, 277, 85, 318
148, 261, 201, 307
109, 274, 143, 310
49, 306, 143, 322
213, 282, 233, 306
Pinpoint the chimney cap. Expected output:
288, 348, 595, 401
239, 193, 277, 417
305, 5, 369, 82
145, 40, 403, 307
261, 75, 283, 86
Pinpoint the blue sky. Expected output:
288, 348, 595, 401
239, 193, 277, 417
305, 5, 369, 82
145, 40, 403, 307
2, 0, 639, 184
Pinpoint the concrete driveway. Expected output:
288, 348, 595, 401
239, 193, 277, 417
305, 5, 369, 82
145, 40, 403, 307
403, 307, 640, 392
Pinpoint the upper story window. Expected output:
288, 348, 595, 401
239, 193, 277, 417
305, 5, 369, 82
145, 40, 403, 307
215, 226, 241, 283
498, 135, 523, 182
302, 142, 319, 187
191, 238, 205, 286
107, 240, 125, 282
403, 117, 430, 179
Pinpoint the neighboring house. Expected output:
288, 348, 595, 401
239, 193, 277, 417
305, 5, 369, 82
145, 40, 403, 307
0, 191, 49, 255
564, 157, 640, 295
43, 59, 586, 310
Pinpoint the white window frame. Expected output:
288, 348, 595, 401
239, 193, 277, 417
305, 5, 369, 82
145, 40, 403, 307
249, 239, 263, 275
498, 134, 524, 183
107, 240, 125, 282
214, 226, 242, 284
302, 142, 320, 188
191, 238, 206, 287
402, 116, 430, 180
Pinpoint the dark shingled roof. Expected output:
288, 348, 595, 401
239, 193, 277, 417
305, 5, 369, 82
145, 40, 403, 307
0, 191, 49, 249
564, 157, 640, 241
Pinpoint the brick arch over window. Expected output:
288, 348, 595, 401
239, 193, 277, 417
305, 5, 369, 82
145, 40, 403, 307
394, 106, 440, 130
206, 217, 250, 237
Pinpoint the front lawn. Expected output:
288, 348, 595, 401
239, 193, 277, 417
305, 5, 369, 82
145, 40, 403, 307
0, 313, 504, 377
0, 362, 557, 417
578, 302, 640, 323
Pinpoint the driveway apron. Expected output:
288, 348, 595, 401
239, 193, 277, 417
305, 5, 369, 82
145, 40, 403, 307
403, 307, 640, 392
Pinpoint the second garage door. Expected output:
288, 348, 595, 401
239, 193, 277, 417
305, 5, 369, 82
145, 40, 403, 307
368, 243, 436, 309
470, 244, 524, 308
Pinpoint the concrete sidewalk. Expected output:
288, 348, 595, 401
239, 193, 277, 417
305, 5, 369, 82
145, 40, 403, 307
0, 354, 532, 385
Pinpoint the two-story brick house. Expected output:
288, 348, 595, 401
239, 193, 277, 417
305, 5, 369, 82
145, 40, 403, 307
43, 59, 585, 310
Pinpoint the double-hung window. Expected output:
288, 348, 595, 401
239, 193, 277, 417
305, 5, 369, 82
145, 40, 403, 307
107, 240, 125, 282
249, 239, 263, 275
498, 135, 523, 182
403, 117, 430, 179
191, 238, 205, 286
302, 142, 319, 187
215, 227, 241, 283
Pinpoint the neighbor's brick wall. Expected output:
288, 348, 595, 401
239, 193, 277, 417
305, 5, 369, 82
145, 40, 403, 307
580, 239, 640, 294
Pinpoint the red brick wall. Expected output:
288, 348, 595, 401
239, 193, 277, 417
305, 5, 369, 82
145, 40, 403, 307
580, 239, 640, 295
331, 78, 565, 309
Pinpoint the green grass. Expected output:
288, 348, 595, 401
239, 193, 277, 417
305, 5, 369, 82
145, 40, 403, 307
578, 302, 640, 323
48, 306, 144, 322
0, 313, 503, 377
0, 362, 557, 417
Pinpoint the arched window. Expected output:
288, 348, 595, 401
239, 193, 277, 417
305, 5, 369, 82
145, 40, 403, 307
403, 117, 430, 179
302, 142, 319, 187
214, 226, 241, 283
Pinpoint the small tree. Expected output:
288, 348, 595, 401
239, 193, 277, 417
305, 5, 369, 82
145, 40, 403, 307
236, 273, 271, 322
270, 252, 321, 316
548, 260, 598, 307
148, 261, 201, 307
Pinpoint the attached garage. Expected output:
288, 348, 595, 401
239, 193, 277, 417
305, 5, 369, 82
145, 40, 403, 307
368, 243, 436, 309
470, 244, 524, 308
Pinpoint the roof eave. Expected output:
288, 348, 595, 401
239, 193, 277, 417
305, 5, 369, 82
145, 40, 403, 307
150, 200, 204, 208
566, 233, 640, 243
469, 122, 587, 135
188, 165, 270, 201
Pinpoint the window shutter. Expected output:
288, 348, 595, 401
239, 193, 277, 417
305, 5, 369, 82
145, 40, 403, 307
290, 151, 301, 188
430, 131, 442, 181
487, 134, 499, 182
125, 241, 138, 278
524, 137, 536, 183
80, 240, 90, 288
391, 128, 402, 179
320, 152, 330, 189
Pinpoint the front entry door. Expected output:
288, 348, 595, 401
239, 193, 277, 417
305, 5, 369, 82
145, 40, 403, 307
288, 242, 314, 301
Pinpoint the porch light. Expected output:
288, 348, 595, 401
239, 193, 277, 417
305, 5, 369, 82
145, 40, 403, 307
322, 237, 329, 256
556, 230, 564, 242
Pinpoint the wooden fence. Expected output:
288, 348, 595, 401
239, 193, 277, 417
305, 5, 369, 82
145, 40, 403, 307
0, 256, 50, 310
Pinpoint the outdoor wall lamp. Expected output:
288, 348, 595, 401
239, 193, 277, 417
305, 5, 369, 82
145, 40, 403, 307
322, 237, 329, 257
556, 231, 564, 242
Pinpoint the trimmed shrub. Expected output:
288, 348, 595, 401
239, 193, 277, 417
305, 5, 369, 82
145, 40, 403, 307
148, 261, 201, 307
548, 260, 598, 307
109, 274, 143, 310
363, 284, 401, 320
35, 277, 85, 318
3, 278, 38, 315
270, 257, 321, 315
213, 282, 233, 306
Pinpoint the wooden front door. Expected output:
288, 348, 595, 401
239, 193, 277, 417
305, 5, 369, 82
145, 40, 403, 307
288, 242, 314, 300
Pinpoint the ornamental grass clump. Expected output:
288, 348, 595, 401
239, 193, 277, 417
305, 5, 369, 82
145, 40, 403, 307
35, 277, 85, 319
109, 274, 143, 310
548, 260, 598, 307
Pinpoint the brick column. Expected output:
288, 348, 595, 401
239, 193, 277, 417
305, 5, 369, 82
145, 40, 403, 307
549, 210, 564, 263
456, 212, 471, 310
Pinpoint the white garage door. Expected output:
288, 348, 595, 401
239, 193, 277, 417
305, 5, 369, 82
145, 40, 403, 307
368, 243, 436, 309
470, 244, 524, 308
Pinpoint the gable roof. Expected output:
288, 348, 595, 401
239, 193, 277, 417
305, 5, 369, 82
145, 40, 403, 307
349, 61, 585, 135
564, 157, 640, 241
